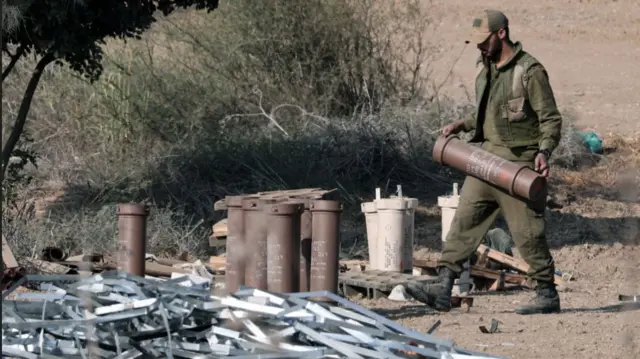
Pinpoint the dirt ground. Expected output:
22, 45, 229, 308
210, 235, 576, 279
354, 1, 640, 358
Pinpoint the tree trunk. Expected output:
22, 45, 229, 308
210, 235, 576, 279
1, 52, 55, 179
1, 45, 26, 82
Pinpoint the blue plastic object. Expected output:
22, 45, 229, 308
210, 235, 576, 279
580, 130, 603, 154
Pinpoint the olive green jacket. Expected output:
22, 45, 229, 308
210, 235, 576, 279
463, 42, 562, 157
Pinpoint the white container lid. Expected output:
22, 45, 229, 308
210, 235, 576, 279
361, 201, 377, 213
375, 198, 407, 210
438, 195, 460, 208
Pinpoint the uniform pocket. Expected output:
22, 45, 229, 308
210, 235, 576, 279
506, 97, 527, 122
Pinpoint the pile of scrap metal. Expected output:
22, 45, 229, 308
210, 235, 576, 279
2, 270, 502, 359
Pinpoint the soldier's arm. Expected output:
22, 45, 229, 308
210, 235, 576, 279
527, 65, 562, 155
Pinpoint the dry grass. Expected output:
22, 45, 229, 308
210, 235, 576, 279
554, 135, 640, 205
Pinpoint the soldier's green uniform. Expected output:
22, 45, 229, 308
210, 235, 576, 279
407, 10, 562, 315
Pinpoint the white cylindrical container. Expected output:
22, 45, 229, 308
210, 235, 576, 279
375, 198, 407, 271
437, 183, 460, 242
402, 198, 419, 273
361, 201, 379, 270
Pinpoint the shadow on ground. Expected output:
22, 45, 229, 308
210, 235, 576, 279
372, 304, 438, 320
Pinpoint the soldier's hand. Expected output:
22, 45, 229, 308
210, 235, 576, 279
442, 120, 465, 137
535, 153, 550, 177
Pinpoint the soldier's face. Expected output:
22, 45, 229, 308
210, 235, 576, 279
477, 33, 502, 61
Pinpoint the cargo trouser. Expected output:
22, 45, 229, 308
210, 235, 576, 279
438, 171, 556, 282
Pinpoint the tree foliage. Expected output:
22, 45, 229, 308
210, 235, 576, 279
1, 0, 220, 177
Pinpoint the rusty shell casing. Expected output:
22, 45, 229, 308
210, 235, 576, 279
224, 195, 247, 294
242, 198, 277, 290
264, 202, 304, 293
41, 247, 67, 262
432, 136, 547, 201
287, 198, 313, 292
309, 200, 342, 295
116, 203, 150, 277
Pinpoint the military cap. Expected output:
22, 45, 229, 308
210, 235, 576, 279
466, 10, 509, 44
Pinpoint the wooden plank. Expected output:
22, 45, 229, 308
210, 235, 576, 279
412, 258, 439, 269
213, 188, 338, 211
2, 234, 19, 270
259, 188, 323, 198
471, 266, 535, 290
212, 218, 228, 238
66, 253, 104, 263
470, 266, 528, 285
413, 257, 536, 290
476, 244, 563, 285
144, 262, 191, 277
339, 270, 438, 297
209, 256, 226, 269
476, 246, 490, 268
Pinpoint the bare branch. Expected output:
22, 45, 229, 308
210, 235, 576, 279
2, 44, 26, 82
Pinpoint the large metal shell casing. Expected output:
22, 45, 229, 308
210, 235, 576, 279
242, 198, 276, 290
309, 200, 342, 295
224, 195, 247, 294
264, 202, 304, 293
287, 197, 313, 292
116, 203, 150, 277
432, 136, 547, 201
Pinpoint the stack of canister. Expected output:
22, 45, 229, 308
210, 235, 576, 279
224, 194, 343, 296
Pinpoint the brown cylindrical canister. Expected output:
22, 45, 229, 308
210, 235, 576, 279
116, 203, 150, 277
225, 195, 247, 294
432, 136, 547, 201
288, 198, 313, 292
264, 202, 304, 293
41, 247, 68, 262
242, 198, 276, 290
309, 200, 342, 295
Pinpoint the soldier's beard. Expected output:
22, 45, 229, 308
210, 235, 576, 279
480, 40, 503, 63
484, 48, 502, 63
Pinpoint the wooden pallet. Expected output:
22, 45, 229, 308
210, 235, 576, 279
339, 270, 438, 300
413, 257, 535, 291
213, 188, 339, 211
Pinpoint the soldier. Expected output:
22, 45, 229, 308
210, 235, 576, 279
407, 9, 562, 315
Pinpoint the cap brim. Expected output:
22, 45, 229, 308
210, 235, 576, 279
465, 29, 491, 44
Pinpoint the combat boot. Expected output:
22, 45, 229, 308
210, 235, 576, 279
406, 267, 457, 312
515, 280, 561, 315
